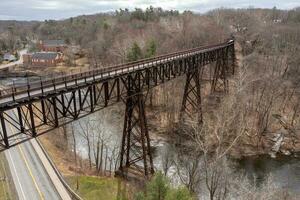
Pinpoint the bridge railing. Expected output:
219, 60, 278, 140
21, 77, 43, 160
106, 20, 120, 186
0, 39, 234, 103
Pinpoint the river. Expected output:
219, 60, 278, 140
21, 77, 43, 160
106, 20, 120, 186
235, 154, 300, 193
0, 76, 41, 87
67, 104, 300, 194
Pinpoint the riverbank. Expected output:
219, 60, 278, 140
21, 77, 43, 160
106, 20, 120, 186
232, 132, 300, 158
0, 70, 38, 78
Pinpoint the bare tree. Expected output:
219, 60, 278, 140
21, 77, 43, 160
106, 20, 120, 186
78, 120, 93, 169
174, 151, 202, 193
160, 145, 174, 176
70, 124, 79, 190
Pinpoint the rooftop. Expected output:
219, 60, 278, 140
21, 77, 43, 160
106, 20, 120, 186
3, 53, 17, 61
32, 52, 59, 60
42, 40, 66, 47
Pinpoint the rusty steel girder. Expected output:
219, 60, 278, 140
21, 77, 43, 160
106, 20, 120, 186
118, 74, 154, 177
0, 39, 236, 177
180, 57, 203, 125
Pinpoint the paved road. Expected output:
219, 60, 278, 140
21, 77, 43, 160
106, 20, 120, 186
4, 109, 62, 200
0, 83, 71, 200
0, 49, 27, 70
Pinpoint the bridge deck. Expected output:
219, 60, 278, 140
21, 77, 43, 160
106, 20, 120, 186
0, 40, 233, 110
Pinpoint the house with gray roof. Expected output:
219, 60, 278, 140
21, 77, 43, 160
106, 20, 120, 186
3, 53, 17, 62
39, 40, 67, 52
32, 52, 58, 60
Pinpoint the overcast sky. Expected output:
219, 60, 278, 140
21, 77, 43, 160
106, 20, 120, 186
0, 0, 299, 21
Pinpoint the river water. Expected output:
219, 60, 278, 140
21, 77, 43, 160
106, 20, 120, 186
235, 154, 300, 193
68, 104, 300, 194
1, 77, 300, 194
0, 77, 41, 87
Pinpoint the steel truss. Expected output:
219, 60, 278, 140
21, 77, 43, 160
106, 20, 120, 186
180, 57, 203, 125
211, 45, 235, 93
118, 74, 154, 177
0, 40, 235, 177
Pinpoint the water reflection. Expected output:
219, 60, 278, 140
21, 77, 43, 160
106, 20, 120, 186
235, 154, 300, 193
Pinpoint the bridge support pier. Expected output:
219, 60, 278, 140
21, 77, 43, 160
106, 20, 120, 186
118, 75, 154, 177
180, 58, 203, 125
211, 48, 229, 93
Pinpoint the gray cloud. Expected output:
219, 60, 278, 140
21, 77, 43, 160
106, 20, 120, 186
0, 0, 299, 21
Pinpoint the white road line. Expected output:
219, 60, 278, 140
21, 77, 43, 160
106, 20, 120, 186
6, 150, 27, 200
1, 87, 43, 200
9, 110, 45, 200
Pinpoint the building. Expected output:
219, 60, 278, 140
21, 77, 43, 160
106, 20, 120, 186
3, 53, 17, 62
23, 52, 63, 67
22, 54, 32, 66
39, 40, 67, 52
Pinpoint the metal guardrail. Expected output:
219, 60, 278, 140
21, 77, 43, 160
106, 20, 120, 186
0, 39, 234, 102
35, 138, 83, 200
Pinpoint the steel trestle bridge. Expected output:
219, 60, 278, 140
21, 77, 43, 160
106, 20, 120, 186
0, 38, 235, 177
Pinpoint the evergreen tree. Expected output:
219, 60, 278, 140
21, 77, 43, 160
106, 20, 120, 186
135, 172, 194, 200
165, 187, 194, 200
145, 40, 157, 58
127, 42, 143, 62
145, 172, 169, 200
271, 6, 278, 21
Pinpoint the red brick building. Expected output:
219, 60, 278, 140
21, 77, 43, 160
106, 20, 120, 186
23, 52, 63, 67
39, 40, 67, 52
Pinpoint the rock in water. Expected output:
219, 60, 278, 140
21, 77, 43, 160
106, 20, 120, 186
270, 132, 284, 158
